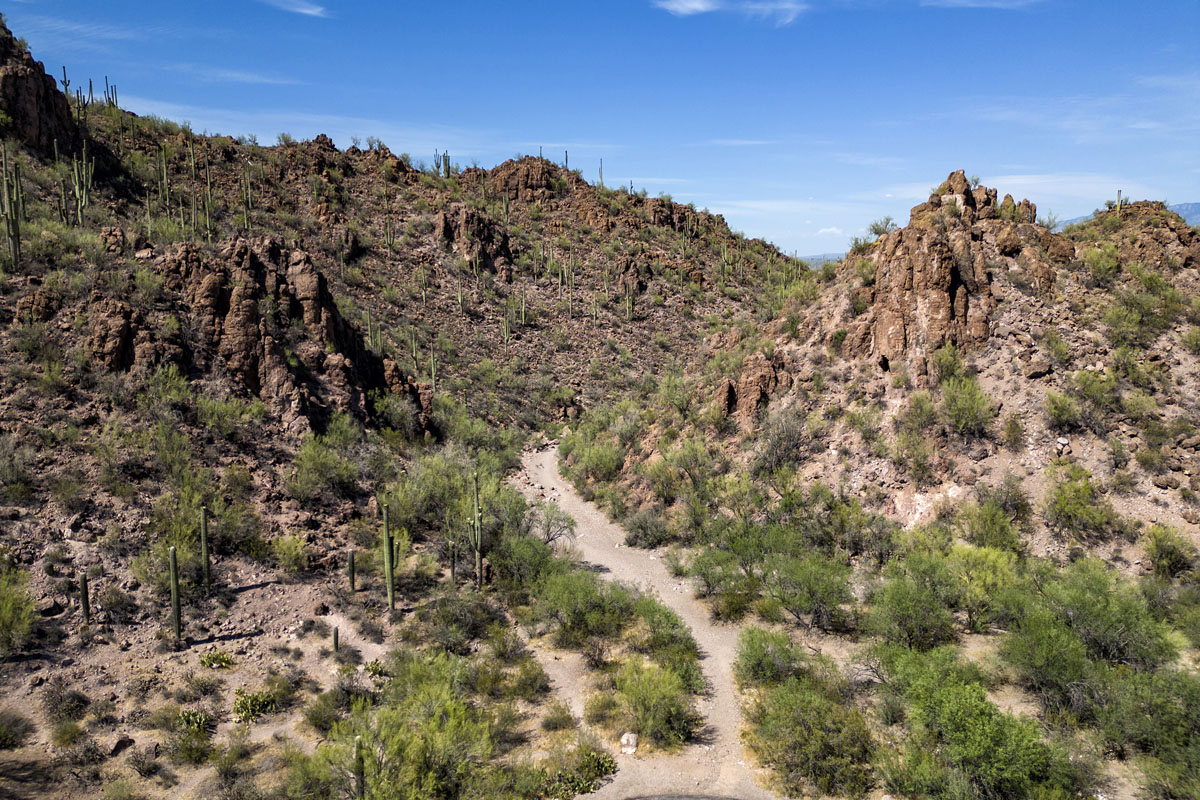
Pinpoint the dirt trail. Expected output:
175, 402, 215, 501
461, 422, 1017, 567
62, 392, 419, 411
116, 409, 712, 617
515, 445, 779, 800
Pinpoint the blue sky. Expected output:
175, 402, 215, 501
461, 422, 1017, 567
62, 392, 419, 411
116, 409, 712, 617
5, 0, 1198, 254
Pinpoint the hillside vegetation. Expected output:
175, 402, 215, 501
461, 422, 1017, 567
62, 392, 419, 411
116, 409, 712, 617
2, 14, 1200, 800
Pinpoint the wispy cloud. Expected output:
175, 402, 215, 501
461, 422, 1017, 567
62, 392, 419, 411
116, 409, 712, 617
653, 0, 721, 14
817, 226, 845, 236
985, 172, 1161, 203
168, 64, 303, 86
12, 15, 147, 41
7, 13, 184, 57
652, 0, 808, 25
120, 95, 487, 156
709, 138, 776, 146
260, 0, 329, 18
833, 152, 906, 168
1138, 73, 1200, 95
920, 0, 1045, 8
742, 2, 809, 24
628, 177, 693, 185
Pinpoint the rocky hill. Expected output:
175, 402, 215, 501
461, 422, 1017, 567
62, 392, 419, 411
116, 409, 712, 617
2, 15, 1200, 800
0, 19, 803, 800
560, 172, 1200, 799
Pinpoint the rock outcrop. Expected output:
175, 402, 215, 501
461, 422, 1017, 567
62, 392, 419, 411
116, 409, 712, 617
715, 352, 793, 429
0, 19, 78, 154
840, 170, 1075, 379
87, 237, 429, 435
1075, 201, 1200, 272
486, 157, 575, 203
436, 205, 513, 273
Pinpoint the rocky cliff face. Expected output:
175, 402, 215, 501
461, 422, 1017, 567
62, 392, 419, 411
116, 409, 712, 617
840, 170, 1075, 381
0, 19, 78, 154
87, 237, 428, 434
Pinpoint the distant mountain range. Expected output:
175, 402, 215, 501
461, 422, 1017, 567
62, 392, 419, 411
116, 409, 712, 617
1060, 202, 1200, 229
797, 252, 846, 265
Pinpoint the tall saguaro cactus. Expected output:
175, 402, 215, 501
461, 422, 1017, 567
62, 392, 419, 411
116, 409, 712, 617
354, 735, 366, 799
79, 572, 91, 626
71, 139, 94, 226
169, 546, 182, 646
383, 505, 395, 611
467, 472, 484, 590
1, 143, 24, 269
200, 506, 211, 591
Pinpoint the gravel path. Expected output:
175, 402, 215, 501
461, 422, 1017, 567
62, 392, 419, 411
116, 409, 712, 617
515, 445, 780, 800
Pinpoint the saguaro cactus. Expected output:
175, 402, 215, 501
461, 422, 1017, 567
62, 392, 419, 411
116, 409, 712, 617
348, 549, 356, 592
200, 506, 211, 591
333, 626, 340, 652
79, 572, 90, 626
169, 546, 182, 646
383, 506, 395, 611
467, 472, 484, 589
1, 143, 23, 268
354, 735, 366, 799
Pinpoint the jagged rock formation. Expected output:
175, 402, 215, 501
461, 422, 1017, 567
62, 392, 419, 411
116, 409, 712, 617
716, 352, 793, 430
841, 170, 1075, 380
86, 237, 428, 434
0, 19, 78, 154
436, 205, 513, 274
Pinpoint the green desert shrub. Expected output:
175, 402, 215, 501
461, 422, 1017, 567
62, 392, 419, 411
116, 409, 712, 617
763, 553, 852, 632
1183, 326, 1200, 355
1144, 524, 1198, 580
272, 533, 310, 575
614, 660, 700, 747
0, 565, 35, 656
1001, 607, 1090, 708
536, 570, 635, 648
931, 344, 963, 384
1083, 243, 1120, 285
1045, 558, 1175, 670
883, 647, 1083, 800
1045, 391, 1081, 431
1043, 462, 1126, 540
745, 673, 873, 797
867, 576, 956, 651
287, 432, 357, 502
940, 375, 994, 436
734, 627, 809, 687
959, 500, 1022, 553
751, 406, 810, 476
0, 709, 33, 750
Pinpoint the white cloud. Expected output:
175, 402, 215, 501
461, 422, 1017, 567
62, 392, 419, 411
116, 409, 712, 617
817, 226, 845, 236
120, 95, 486, 156
920, 0, 1044, 8
260, 0, 329, 18
169, 64, 302, 86
628, 177, 692, 185
653, 0, 721, 15
709, 138, 776, 146
652, 0, 808, 25
12, 15, 145, 41
742, 2, 809, 25
834, 152, 906, 168
984, 172, 1161, 203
